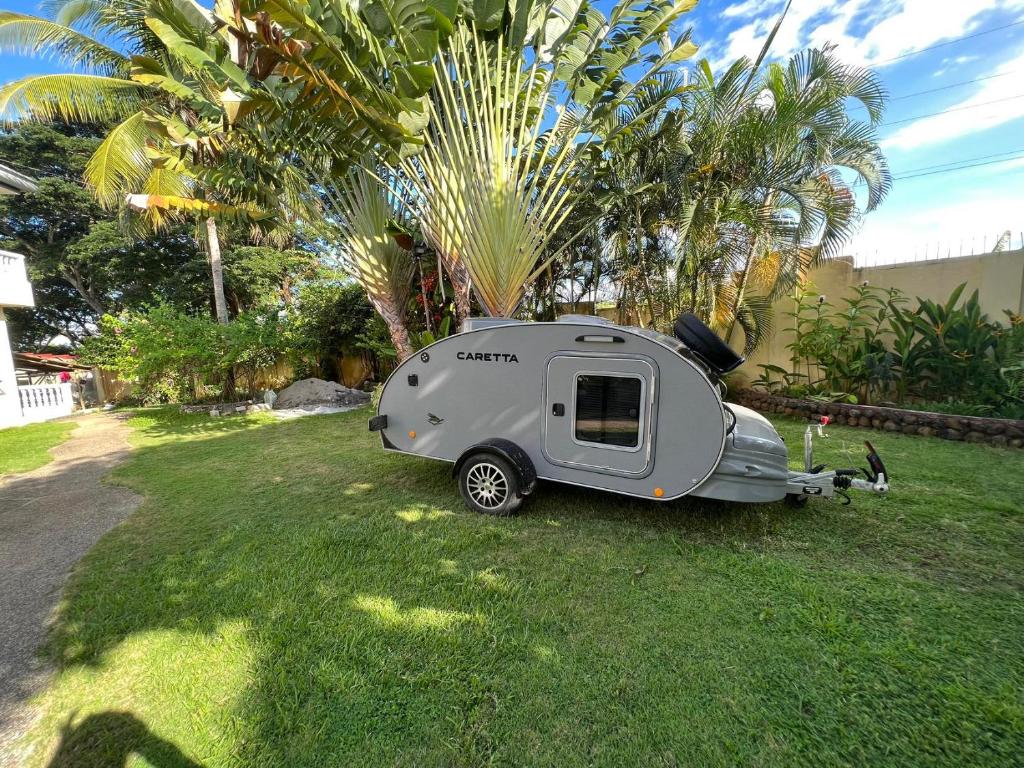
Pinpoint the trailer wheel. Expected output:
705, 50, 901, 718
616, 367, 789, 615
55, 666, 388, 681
458, 454, 523, 516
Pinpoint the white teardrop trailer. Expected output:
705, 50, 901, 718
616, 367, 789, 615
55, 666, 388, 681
370, 314, 890, 515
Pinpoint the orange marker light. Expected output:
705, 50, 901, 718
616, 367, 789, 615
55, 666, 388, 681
408, 430, 416, 439
653, 487, 665, 498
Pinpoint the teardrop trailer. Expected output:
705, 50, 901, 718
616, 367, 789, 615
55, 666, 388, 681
369, 314, 890, 515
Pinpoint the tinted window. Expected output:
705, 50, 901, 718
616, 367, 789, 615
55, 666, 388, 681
574, 374, 642, 448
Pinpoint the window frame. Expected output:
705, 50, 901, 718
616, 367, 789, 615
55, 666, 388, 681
570, 370, 647, 453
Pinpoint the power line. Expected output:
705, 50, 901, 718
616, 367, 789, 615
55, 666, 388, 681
890, 148, 1024, 175
893, 154, 1024, 181
848, 72, 1020, 114
851, 149, 1024, 186
888, 71, 1015, 100
881, 93, 1024, 126
874, 19, 1024, 65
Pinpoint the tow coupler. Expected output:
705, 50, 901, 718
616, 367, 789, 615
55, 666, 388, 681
786, 416, 890, 504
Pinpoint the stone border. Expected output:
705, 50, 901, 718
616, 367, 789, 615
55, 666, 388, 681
731, 389, 1024, 448
179, 401, 271, 417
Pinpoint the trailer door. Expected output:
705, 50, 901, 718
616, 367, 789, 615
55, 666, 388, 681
544, 355, 654, 476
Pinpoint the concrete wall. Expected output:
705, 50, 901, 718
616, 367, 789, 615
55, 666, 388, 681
736, 248, 1024, 384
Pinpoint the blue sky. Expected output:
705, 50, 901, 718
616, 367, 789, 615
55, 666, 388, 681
2, 0, 1023, 263
687, 0, 1024, 263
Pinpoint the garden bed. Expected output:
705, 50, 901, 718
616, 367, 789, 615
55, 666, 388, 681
733, 389, 1024, 447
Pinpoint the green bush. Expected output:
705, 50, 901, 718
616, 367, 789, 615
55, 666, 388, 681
756, 283, 1024, 419
81, 306, 286, 404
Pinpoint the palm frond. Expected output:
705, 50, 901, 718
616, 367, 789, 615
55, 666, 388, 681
402, 27, 593, 317
0, 73, 144, 123
85, 110, 150, 207
0, 11, 127, 74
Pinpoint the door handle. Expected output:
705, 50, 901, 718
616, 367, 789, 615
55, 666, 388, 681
552, 403, 565, 417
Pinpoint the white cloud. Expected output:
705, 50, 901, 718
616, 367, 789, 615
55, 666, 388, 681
721, 0, 762, 18
706, 0, 1024, 71
882, 48, 1024, 149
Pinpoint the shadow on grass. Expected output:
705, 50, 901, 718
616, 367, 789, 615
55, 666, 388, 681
33, 408, 1024, 766
46, 711, 203, 768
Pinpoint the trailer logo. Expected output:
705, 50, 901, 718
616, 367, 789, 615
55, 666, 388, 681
456, 351, 520, 363
427, 413, 444, 425
420, 352, 430, 363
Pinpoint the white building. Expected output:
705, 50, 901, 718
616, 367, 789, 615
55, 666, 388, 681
0, 167, 75, 428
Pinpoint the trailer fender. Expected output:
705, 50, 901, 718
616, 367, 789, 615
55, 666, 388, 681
453, 438, 537, 496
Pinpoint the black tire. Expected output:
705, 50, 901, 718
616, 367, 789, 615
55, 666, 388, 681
673, 313, 744, 374
458, 453, 524, 516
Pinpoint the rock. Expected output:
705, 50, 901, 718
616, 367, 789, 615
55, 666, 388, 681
883, 420, 899, 432
945, 416, 964, 430
942, 429, 963, 441
209, 409, 220, 417
901, 424, 917, 435
871, 417, 884, 429
917, 426, 935, 438
990, 434, 1008, 446
858, 416, 872, 427
275, 377, 371, 409
964, 431, 987, 443
1010, 438, 1023, 449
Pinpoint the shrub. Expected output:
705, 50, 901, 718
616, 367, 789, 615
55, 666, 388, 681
758, 283, 1024, 418
81, 306, 286, 403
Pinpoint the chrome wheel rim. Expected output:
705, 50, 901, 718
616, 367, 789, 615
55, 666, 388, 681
466, 462, 509, 509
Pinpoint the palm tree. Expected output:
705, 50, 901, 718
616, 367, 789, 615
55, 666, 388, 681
0, 0, 421, 329
318, 166, 417, 361
719, 46, 890, 348
394, 0, 700, 318
668, 45, 890, 353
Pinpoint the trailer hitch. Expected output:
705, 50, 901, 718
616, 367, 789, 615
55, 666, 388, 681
787, 419, 890, 502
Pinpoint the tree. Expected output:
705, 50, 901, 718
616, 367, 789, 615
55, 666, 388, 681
319, 166, 416, 361
0, 123, 211, 345
397, 0, 700, 318
673, 46, 890, 352
0, 1, 291, 325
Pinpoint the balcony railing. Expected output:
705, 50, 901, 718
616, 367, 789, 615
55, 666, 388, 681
18, 383, 74, 424
0, 250, 35, 308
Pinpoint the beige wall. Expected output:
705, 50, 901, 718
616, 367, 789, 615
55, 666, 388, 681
736, 248, 1024, 384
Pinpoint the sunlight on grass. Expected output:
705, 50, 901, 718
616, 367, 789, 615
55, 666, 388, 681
0, 419, 77, 476
349, 595, 482, 633
396, 508, 453, 523
344, 481, 375, 496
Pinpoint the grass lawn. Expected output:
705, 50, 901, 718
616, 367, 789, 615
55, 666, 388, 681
0, 419, 77, 477
19, 408, 1024, 767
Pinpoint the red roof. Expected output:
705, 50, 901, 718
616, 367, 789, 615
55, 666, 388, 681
14, 352, 87, 371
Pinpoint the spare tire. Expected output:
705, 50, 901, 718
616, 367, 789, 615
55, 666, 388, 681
673, 313, 745, 374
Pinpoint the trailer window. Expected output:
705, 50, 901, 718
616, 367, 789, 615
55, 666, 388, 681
574, 374, 643, 448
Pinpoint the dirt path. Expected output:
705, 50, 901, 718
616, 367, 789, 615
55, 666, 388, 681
0, 413, 141, 766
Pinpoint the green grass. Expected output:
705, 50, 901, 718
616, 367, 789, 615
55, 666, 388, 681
0, 419, 77, 477
20, 408, 1024, 767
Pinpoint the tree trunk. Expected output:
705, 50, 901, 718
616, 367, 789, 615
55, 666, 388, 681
370, 294, 415, 362
447, 256, 472, 322
206, 216, 229, 325
61, 266, 106, 316
724, 240, 757, 346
